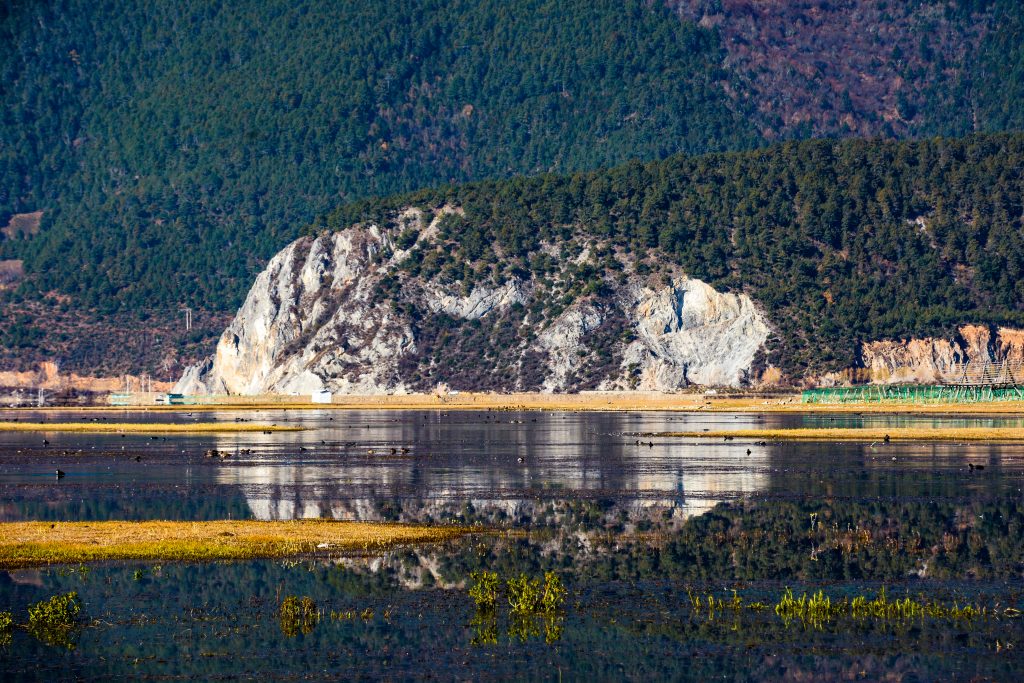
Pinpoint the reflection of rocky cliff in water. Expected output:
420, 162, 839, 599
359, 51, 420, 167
212, 413, 770, 524
214, 448, 770, 525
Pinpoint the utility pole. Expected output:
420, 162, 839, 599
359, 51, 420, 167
183, 308, 193, 332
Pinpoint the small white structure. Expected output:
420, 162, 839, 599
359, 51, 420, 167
311, 389, 333, 404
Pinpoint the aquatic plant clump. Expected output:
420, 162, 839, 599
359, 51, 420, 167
278, 596, 320, 637
507, 574, 543, 615
0, 610, 12, 647
468, 571, 568, 646
540, 572, 567, 614
508, 572, 566, 615
27, 592, 82, 649
469, 571, 500, 612
689, 586, 1013, 628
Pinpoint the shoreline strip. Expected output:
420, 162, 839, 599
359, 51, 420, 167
0, 520, 473, 569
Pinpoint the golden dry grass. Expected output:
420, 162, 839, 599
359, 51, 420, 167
645, 427, 1024, 442
0, 520, 473, 570
0, 421, 301, 434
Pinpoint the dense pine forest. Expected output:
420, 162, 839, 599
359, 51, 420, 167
323, 134, 1024, 376
0, 0, 757, 312
1, 1, 1024, 376
3, 0, 1024, 310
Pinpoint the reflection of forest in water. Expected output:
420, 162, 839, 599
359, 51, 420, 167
3, 495, 1024, 681
324, 496, 1024, 588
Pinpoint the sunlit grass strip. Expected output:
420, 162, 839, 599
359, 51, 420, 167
0, 520, 471, 569
0, 421, 302, 434
639, 427, 1024, 442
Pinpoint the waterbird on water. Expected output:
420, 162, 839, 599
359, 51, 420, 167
55, 469, 65, 479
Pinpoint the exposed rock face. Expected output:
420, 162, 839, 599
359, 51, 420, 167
422, 280, 528, 320
621, 279, 769, 388
860, 324, 1024, 384
177, 223, 414, 395
176, 209, 773, 395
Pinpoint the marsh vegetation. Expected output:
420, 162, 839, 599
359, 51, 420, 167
468, 571, 567, 646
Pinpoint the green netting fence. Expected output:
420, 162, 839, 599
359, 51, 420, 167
801, 385, 1024, 404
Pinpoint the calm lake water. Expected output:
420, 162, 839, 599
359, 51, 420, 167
2, 409, 1024, 680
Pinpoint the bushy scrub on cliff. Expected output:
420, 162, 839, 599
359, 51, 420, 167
320, 133, 1024, 377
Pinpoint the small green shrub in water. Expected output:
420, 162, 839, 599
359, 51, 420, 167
508, 572, 566, 615
278, 596, 319, 637
540, 572, 567, 614
469, 571, 500, 612
685, 586, 1002, 629
467, 571, 568, 646
0, 610, 13, 647
507, 574, 543, 614
27, 592, 82, 649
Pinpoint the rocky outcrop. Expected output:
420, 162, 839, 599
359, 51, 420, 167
176, 208, 774, 395
0, 361, 172, 393
176, 222, 414, 395
422, 280, 528, 320
620, 278, 769, 388
860, 324, 1024, 384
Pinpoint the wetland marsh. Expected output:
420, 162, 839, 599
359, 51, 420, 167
1, 407, 1024, 680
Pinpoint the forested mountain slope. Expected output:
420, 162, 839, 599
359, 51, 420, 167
0, 0, 756, 313
2, 1, 1024, 378
182, 134, 1024, 391
670, 0, 1024, 139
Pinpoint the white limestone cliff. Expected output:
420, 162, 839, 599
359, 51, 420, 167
176, 211, 775, 394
